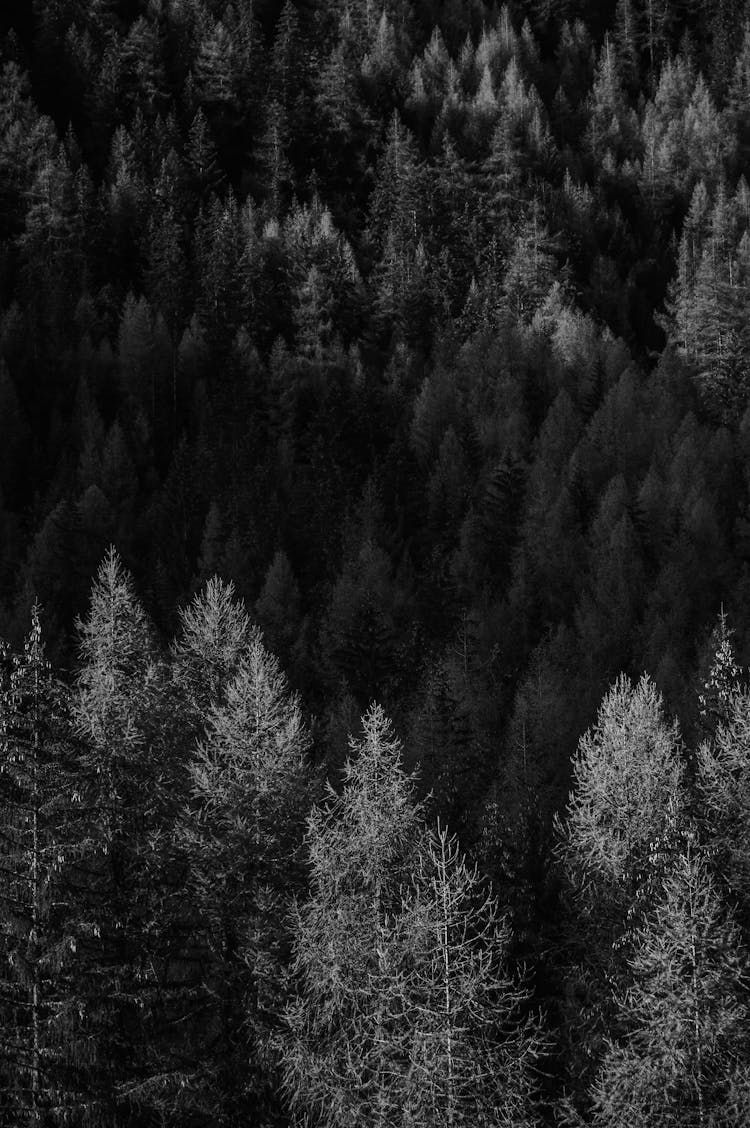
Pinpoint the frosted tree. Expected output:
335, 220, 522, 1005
0, 607, 79, 1123
696, 689, 750, 933
403, 823, 541, 1128
697, 607, 743, 732
283, 705, 424, 1127
67, 548, 170, 1123
556, 674, 687, 1093
173, 576, 259, 717
177, 635, 314, 1126
284, 706, 541, 1127
590, 846, 750, 1127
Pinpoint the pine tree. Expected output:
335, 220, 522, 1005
184, 108, 225, 203
368, 112, 424, 256
558, 674, 685, 935
502, 207, 558, 322
293, 264, 334, 360
584, 35, 638, 167
728, 19, 750, 169
641, 0, 672, 72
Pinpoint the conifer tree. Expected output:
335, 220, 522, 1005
67, 548, 171, 1124
172, 576, 259, 718
559, 674, 685, 939
590, 846, 750, 1127
283, 705, 425, 1126
255, 549, 305, 668
403, 824, 541, 1128
284, 705, 541, 1127
176, 635, 314, 1126
613, 0, 640, 86
696, 689, 750, 933
697, 607, 742, 732
0, 607, 79, 1123
584, 35, 638, 166
556, 675, 687, 1093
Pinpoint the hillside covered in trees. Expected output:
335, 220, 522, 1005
3, 0, 750, 1123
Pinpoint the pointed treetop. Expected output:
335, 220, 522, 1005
174, 576, 260, 707
698, 606, 743, 729
77, 546, 152, 677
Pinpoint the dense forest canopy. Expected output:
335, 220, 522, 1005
3, 0, 750, 1124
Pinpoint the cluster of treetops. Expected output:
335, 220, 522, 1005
2, 557, 750, 1126
3, 0, 750, 1118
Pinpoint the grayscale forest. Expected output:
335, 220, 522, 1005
1, 0, 750, 1124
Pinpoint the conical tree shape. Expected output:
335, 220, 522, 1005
173, 576, 259, 718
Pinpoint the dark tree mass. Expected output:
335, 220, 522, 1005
2, 0, 750, 1124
